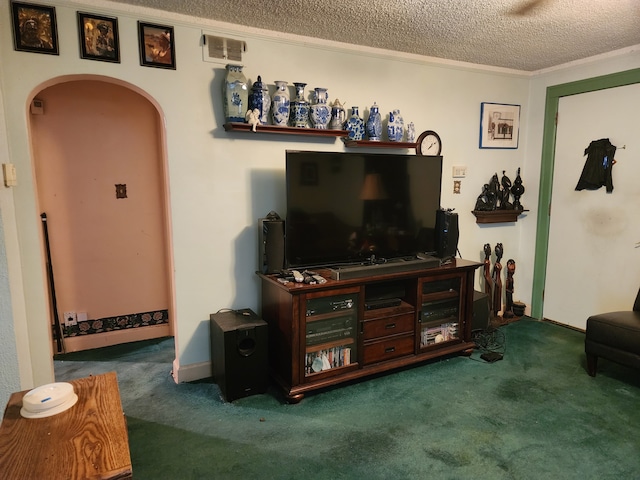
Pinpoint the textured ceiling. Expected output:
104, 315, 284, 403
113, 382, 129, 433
111, 0, 640, 71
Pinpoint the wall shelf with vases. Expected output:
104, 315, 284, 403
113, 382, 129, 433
223, 122, 348, 138
471, 209, 529, 224
342, 139, 417, 149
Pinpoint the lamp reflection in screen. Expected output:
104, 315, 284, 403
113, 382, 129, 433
360, 173, 388, 239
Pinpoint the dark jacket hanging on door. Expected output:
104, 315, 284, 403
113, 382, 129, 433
575, 138, 616, 193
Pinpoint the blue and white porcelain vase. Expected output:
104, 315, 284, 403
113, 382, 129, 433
344, 106, 365, 140
222, 64, 248, 123
366, 102, 382, 141
406, 122, 416, 143
329, 98, 346, 130
387, 110, 403, 142
310, 87, 330, 129
248, 76, 271, 124
271, 80, 290, 126
393, 109, 404, 140
290, 82, 309, 128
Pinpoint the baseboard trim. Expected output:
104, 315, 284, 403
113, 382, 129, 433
172, 359, 212, 384
61, 324, 172, 353
542, 317, 586, 333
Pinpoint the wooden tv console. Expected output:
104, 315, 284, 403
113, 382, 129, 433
258, 258, 481, 403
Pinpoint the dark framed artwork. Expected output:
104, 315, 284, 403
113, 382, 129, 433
138, 22, 176, 69
479, 102, 521, 149
10, 1, 59, 55
77, 12, 120, 63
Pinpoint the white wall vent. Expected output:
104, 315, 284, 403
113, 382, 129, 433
202, 34, 246, 64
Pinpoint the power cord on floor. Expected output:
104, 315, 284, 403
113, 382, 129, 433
470, 326, 506, 363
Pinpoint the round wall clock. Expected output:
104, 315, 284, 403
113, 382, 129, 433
416, 130, 442, 156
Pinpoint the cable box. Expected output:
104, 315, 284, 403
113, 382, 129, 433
365, 298, 402, 310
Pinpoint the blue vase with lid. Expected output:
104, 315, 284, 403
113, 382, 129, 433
344, 106, 365, 140
329, 99, 346, 130
366, 102, 382, 141
248, 76, 271, 124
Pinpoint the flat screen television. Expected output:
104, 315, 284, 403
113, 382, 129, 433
285, 150, 443, 269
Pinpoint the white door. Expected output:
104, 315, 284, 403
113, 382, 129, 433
544, 83, 640, 330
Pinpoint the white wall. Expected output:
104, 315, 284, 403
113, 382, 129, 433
1, 0, 639, 394
0, 72, 33, 408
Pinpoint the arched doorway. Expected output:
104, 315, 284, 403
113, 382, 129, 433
29, 76, 174, 354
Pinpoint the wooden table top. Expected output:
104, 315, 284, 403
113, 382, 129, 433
0, 371, 132, 479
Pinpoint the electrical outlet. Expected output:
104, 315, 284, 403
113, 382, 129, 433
453, 180, 461, 194
63, 311, 77, 327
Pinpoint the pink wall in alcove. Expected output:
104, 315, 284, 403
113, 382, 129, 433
31, 80, 170, 321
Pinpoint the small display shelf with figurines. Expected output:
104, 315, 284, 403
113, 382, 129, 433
222, 68, 422, 147
472, 168, 528, 223
341, 139, 417, 149
223, 122, 348, 137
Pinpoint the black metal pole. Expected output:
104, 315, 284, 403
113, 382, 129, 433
41, 213, 64, 353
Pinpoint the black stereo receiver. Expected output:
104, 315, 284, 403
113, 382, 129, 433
306, 315, 356, 346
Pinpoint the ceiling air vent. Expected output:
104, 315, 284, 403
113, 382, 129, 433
202, 34, 246, 63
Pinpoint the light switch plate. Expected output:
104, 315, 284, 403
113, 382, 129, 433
30, 99, 44, 115
452, 165, 467, 178
3, 163, 17, 187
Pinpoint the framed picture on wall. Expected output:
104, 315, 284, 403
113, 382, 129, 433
479, 102, 521, 149
77, 12, 120, 63
10, 1, 59, 55
138, 21, 176, 69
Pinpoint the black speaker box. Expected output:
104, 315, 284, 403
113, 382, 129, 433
434, 209, 459, 259
210, 309, 268, 402
258, 211, 285, 274
472, 290, 491, 331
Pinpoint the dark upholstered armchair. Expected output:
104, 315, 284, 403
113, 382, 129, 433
585, 288, 640, 376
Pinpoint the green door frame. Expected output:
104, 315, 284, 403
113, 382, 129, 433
531, 68, 640, 319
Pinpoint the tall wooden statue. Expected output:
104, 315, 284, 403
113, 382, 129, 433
492, 243, 503, 317
503, 259, 516, 318
483, 243, 493, 313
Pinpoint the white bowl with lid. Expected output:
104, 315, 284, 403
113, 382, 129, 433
20, 382, 78, 418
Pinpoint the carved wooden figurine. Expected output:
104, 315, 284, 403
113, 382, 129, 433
503, 259, 516, 318
483, 243, 493, 313
492, 243, 503, 317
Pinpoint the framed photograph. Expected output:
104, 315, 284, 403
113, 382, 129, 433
10, 1, 58, 55
138, 22, 176, 69
77, 12, 119, 63
479, 102, 521, 149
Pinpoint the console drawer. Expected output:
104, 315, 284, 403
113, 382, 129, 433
362, 313, 414, 341
362, 334, 414, 365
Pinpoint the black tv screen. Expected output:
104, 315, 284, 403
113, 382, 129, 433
285, 151, 443, 269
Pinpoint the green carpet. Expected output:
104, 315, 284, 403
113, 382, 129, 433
54, 318, 640, 479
